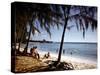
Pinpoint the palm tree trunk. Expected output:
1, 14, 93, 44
57, 7, 71, 64
24, 21, 33, 54
18, 41, 20, 52
57, 17, 68, 63
18, 27, 25, 52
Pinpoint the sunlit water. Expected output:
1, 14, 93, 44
28, 42, 97, 62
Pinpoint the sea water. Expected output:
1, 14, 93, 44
28, 42, 97, 62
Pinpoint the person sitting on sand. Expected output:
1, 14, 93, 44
30, 46, 40, 59
44, 52, 50, 59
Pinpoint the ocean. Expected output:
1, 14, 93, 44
28, 42, 97, 62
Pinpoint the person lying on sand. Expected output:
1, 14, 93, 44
30, 46, 40, 59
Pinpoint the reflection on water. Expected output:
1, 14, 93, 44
27, 42, 97, 61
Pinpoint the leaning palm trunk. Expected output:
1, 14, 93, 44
57, 17, 68, 63
57, 7, 71, 64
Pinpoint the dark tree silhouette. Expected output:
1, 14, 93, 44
56, 5, 97, 64
15, 2, 63, 54
15, 2, 97, 63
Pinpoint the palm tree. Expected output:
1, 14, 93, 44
57, 6, 71, 63
57, 5, 97, 64
15, 3, 97, 63
15, 2, 63, 54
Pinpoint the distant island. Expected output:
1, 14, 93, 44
29, 40, 97, 44
29, 39, 53, 43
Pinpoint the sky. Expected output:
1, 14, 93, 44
27, 6, 97, 43
29, 21, 97, 43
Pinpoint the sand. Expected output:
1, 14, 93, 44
38, 51, 97, 70
15, 48, 97, 72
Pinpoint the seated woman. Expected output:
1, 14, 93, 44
30, 46, 40, 59
44, 52, 50, 59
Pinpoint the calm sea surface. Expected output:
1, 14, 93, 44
28, 42, 97, 61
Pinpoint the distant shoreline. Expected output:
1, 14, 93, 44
28, 40, 97, 44
29, 40, 53, 43
53, 42, 97, 44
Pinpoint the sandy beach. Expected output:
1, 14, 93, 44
38, 50, 97, 70
14, 48, 97, 72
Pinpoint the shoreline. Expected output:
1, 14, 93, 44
18, 47, 97, 70
38, 50, 97, 70
18, 47, 97, 64
18, 44, 97, 64
38, 50, 97, 64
